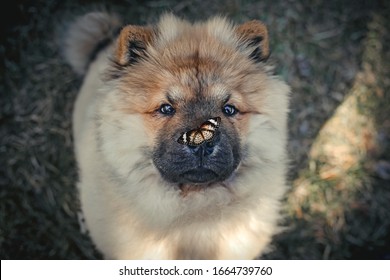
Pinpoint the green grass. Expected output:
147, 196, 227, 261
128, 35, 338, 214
1, 0, 389, 259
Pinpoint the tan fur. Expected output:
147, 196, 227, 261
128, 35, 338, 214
236, 20, 270, 58
64, 12, 290, 259
115, 25, 154, 65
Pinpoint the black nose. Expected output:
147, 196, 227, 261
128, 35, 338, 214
187, 141, 214, 156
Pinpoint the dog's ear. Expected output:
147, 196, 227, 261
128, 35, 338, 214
236, 20, 270, 62
114, 25, 154, 66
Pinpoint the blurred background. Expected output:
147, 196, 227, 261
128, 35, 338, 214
1, 0, 389, 259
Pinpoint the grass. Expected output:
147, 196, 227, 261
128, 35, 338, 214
1, 0, 389, 259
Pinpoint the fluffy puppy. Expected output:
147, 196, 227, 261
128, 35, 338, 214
62, 11, 290, 259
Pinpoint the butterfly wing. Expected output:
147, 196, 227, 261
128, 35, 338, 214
206, 117, 221, 128
192, 130, 206, 145
177, 130, 192, 145
177, 117, 221, 146
199, 129, 215, 142
177, 132, 188, 145
199, 117, 221, 142
178, 129, 204, 146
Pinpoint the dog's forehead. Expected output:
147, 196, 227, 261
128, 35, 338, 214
168, 81, 229, 101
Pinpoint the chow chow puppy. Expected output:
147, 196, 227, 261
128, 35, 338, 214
62, 11, 289, 259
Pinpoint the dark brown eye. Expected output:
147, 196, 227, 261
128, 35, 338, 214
159, 104, 175, 115
222, 104, 238, 116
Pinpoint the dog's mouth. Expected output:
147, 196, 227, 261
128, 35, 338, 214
181, 167, 219, 184
178, 167, 230, 197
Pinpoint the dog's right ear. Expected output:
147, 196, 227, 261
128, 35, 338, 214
236, 20, 270, 63
114, 25, 154, 66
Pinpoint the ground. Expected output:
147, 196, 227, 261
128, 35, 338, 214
1, 0, 389, 259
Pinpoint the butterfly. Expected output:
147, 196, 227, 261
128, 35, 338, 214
177, 117, 221, 146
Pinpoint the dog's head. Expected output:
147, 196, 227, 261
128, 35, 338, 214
98, 15, 288, 193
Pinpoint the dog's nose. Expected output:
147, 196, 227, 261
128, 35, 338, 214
187, 132, 220, 157
187, 141, 214, 156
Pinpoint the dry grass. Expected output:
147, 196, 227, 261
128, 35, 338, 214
1, 0, 389, 259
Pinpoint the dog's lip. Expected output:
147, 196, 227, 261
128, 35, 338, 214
181, 167, 218, 183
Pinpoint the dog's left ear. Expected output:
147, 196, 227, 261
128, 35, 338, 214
114, 25, 154, 66
236, 20, 270, 62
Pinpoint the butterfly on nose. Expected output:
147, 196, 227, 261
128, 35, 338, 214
177, 117, 221, 147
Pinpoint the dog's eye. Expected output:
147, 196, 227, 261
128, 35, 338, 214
159, 104, 175, 115
222, 104, 238, 116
